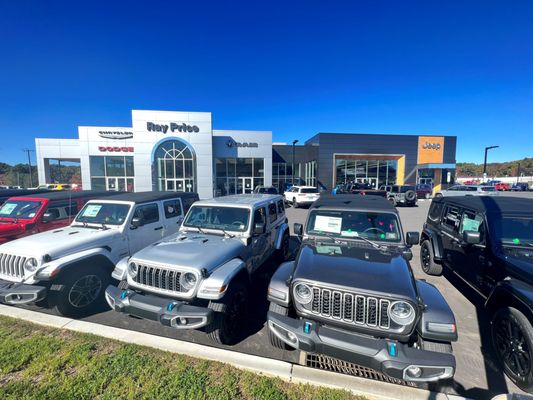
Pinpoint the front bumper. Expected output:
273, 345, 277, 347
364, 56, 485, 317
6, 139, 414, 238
105, 285, 213, 330
268, 311, 455, 382
0, 278, 47, 305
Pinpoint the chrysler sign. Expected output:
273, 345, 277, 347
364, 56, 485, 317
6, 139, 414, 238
147, 122, 200, 134
98, 131, 133, 139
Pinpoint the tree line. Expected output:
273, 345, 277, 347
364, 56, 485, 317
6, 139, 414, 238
0, 162, 81, 188
456, 157, 532, 178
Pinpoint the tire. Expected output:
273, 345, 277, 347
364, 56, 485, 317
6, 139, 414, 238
293, 197, 299, 208
275, 231, 290, 262
267, 302, 294, 350
388, 197, 396, 207
492, 307, 533, 392
405, 190, 417, 202
420, 240, 443, 276
206, 280, 248, 345
52, 265, 110, 318
435, 193, 443, 198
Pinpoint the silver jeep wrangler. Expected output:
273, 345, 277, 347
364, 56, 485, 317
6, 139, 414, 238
105, 194, 290, 345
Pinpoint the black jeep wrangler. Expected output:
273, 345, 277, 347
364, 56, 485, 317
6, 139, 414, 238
267, 195, 457, 383
420, 196, 533, 392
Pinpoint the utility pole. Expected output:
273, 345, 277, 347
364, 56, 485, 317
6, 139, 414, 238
482, 145, 499, 181
23, 149, 34, 188
292, 140, 299, 185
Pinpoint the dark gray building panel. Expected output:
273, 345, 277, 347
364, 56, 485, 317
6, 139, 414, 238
443, 136, 457, 164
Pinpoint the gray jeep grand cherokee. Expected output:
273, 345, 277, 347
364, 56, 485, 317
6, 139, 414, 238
105, 194, 290, 345
266, 195, 457, 383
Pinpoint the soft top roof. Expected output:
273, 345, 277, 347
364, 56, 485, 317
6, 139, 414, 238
12, 190, 119, 201
311, 194, 397, 212
434, 196, 533, 215
0, 189, 51, 201
97, 191, 199, 204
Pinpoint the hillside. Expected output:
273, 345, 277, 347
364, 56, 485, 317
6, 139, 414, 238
457, 157, 533, 177
0, 162, 80, 187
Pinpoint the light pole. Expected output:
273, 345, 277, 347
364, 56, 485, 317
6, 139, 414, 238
292, 140, 299, 185
23, 149, 34, 188
482, 145, 499, 181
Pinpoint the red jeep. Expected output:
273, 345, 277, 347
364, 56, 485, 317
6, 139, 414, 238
0, 191, 119, 244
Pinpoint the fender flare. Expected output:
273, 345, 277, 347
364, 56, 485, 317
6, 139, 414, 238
197, 258, 247, 301
274, 223, 290, 250
485, 280, 533, 322
35, 248, 117, 280
267, 261, 294, 307
416, 280, 458, 342
421, 228, 444, 262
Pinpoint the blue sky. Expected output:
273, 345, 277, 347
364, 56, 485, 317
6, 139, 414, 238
0, 1, 532, 165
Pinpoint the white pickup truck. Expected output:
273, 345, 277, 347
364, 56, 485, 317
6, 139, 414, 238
0, 191, 198, 317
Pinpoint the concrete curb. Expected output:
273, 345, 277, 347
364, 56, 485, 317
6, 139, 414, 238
0, 304, 464, 400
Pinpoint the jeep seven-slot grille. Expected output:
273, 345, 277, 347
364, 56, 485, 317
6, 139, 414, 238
0, 253, 26, 278
133, 264, 185, 293
310, 286, 390, 329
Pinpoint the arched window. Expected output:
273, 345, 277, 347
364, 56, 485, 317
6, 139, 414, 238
153, 140, 196, 192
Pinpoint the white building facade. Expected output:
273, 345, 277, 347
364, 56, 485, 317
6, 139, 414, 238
35, 110, 272, 199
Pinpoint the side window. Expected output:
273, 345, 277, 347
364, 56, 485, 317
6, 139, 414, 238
442, 205, 461, 231
268, 203, 277, 224
134, 203, 160, 224
47, 202, 74, 220
448, 186, 458, 191
277, 200, 285, 214
164, 199, 183, 218
466, 186, 477, 192
428, 202, 444, 222
459, 210, 485, 238
253, 207, 266, 226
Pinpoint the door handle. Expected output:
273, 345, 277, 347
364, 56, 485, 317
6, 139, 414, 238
154, 226, 163, 231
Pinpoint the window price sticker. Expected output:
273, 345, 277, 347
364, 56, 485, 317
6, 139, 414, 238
313, 215, 342, 233
0, 203, 17, 215
82, 205, 102, 218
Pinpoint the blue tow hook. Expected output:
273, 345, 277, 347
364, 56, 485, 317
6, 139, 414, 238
388, 342, 397, 357
304, 321, 312, 334
121, 290, 129, 300
167, 302, 176, 312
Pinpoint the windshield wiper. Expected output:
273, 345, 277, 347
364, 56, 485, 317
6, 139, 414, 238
352, 235, 388, 251
221, 228, 235, 238
194, 225, 206, 234
312, 232, 345, 245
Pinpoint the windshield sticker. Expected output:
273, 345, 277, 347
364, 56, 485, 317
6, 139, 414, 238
0, 203, 17, 215
316, 245, 342, 255
386, 232, 397, 239
341, 229, 359, 237
513, 238, 521, 244
82, 205, 102, 218
314, 215, 342, 233
28, 213, 36, 218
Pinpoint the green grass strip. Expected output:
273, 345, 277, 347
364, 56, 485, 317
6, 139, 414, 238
0, 316, 365, 400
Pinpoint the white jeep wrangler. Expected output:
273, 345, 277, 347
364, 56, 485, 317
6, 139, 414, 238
105, 194, 290, 345
0, 191, 198, 317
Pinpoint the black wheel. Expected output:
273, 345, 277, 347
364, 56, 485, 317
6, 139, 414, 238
492, 307, 533, 392
388, 197, 396, 207
53, 266, 109, 317
206, 280, 248, 345
268, 302, 294, 350
435, 193, 443, 198
275, 232, 290, 262
420, 240, 443, 275
293, 197, 299, 208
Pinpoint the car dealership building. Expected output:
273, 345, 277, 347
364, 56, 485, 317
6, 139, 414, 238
35, 109, 457, 198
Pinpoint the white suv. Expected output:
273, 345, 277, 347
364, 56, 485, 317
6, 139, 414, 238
435, 185, 499, 197
284, 186, 320, 208
0, 191, 198, 317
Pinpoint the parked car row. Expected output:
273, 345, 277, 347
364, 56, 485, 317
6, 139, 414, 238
0, 189, 531, 390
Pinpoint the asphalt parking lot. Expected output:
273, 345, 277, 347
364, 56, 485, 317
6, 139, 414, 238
19, 191, 533, 399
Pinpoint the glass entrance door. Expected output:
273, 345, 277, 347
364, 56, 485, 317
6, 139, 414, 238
165, 179, 185, 192
238, 178, 253, 194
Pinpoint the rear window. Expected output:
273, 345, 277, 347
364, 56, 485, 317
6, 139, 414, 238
163, 199, 182, 218
301, 188, 318, 194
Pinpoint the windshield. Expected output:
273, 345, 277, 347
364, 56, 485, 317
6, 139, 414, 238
490, 215, 533, 246
301, 188, 318, 194
75, 203, 130, 225
183, 206, 250, 232
306, 210, 402, 242
0, 200, 43, 220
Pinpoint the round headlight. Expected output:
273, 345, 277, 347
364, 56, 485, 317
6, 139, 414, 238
128, 262, 138, 278
389, 301, 416, 325
294, 283, 313, 304
24, 258, 38, 272
180, 272, 197, 291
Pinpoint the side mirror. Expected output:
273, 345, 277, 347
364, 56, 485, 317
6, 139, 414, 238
253, 222, 265, 235
405, 231, 420, 246
131, 217, 143, 229
294, 223, 303, 236
463, 231, 481, 245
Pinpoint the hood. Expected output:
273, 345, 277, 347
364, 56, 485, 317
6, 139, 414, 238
293, 242, 418, 301
0, 226, 121, 260
132, 232, 246, 272
499, 247, 533, 286
0, 221, 26, 239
